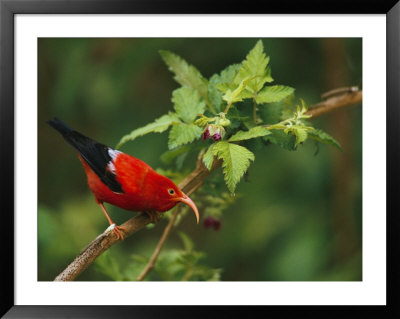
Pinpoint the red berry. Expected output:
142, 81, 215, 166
212, 132, 221, 141
203, 217, 214, 228
202, 128, 210, 140
213, 220, 221, 231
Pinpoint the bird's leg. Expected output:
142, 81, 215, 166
98, 203, 126, 240
142, 211, 162, 224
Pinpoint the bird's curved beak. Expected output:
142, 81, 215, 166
180, 193, 200, 224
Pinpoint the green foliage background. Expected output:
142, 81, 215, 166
38, 38, 362, 281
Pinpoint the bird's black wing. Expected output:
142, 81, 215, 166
47, 117, 124, 193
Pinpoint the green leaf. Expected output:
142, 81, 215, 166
130, 254, 148, 264
226, 105, 247, 129
256, 85, 295, 104
259, 101, 285, 124
293, 127, 308, 145
95, 251, 123, 281
308, 128, 343, 151
117, 113, 180, 148
208, 84, 224, 113
194, 114, 211, 128
234, 40, 273, 93
213, 64, 242, 88
160, 50, 209, 105
222, 76, 255, 105
202, 144, 216, 170
172, 87, 206, 123
215, 82, 231, 93
212, 141, 255, 193
243, 137, 264, 152
175, 152, 188, 170
208, 64, 240, 113
228, 126, 271, 142
168, 123, 203, 149
264, 130, 297, 151
178, 231, 194, 252
161, 145, 191, 164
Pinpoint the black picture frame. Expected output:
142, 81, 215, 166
1, 0, 399, 317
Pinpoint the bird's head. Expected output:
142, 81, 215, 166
148, 173, 199, 223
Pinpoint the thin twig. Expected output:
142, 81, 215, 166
320, 86, 359, 100
53, 88, 362, 281
306, 90, 362, 118
136, 207, 180, 281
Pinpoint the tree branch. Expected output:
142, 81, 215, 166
306, 89, 362, 117
54, 88, 362, 282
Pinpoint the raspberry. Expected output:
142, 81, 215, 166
203, 216, 214, 228
203, 216, 222, 230
213, 220, 221, 231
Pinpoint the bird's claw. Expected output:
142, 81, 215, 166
105, 223, 126, 240
113, 225, 126, 241
144, 211, 162, 224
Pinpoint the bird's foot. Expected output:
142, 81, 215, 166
113, 225, 126, 240
145, 211, 162, 224
105, 223, 126, 241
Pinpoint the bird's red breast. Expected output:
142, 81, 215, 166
79, 152, 166, 212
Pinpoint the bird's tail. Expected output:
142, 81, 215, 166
47, 117, 124, 193
47, 117, 74, 136
46, 117, 95, 152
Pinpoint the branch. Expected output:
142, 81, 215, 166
306, 89, 362, 117
54, 88, 362, 281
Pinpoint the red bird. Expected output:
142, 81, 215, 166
47, 118, 199, 240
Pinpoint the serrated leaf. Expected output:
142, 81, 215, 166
308, 128, 343, 152
161, 145, 191, 164
95, 251, 123, 281
172, 87, 206, 123
212, 141, 255, 193
226, 105, 247, 129
208, 84, 224, 113
194, 114, 211, 128
222, 76, 255, 105
212, 64, 241, 87
264, 130, 297, 151
160, 50, 209, 104
178, 231, 194, 252
202, 144, 216, 170
293, 127, 308, 145
168, 123, 203, 149
215, 82, 232, 93
117, 113, 180, 148
256, 85, 295, 104
243, 137, 264, 152
211, 63, 242, 92
228, 126, 271, 142
280, 93, 298, 120
259, 101, 285, 124
265, 67, 273, 83
234, 40, 273, 93
210, 64, 244, 112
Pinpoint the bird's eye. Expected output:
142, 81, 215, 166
168, 189, 175, 195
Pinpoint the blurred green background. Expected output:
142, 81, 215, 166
38, 38, 362, 281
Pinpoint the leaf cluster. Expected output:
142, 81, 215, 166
117, 40, 342, 194
95, 232, 220, 281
